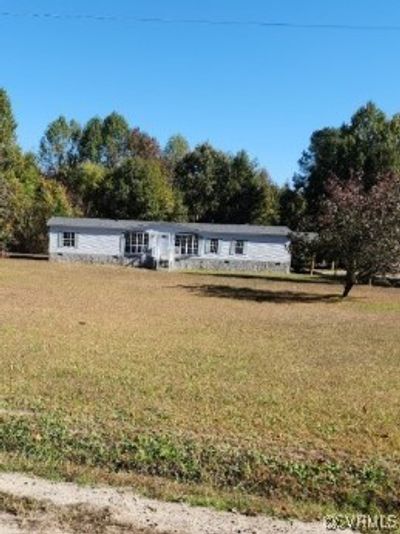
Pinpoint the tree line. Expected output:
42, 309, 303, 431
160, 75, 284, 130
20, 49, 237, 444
1, 89, 400, 296
0, 88, 282, 253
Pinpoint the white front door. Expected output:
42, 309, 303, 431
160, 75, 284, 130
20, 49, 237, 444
158, 234, 171, 261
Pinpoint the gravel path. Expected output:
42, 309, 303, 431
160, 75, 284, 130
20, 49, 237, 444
0, 472, 337, 534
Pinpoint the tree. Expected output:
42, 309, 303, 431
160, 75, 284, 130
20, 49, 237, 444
39, 116, 81, 176
289, 232, 318, 273
101, 112, 130, 167
174, 143, 230, 221
318, 172, 400, 297
279, 184, 307, 230
217, 151, 279, 224
295, 102, 400, 218
164, 134, 189, 167
95, 158, 182, 221
0, 173, 18, 251
79, 117, 104, 164
9, 152, 76, 252
175, 144, 279, 224
15, 176, 76, 253
128, 127, 162, 160
68, 161, 106, 215
0, 88, 17, 166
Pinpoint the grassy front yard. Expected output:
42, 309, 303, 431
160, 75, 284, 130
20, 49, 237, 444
1, 260, 400, 518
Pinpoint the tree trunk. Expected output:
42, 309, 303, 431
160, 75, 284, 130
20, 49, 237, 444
342, 271, 356, 298
310, 255, 316, 276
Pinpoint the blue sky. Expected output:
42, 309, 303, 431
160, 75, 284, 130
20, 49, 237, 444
1, 0, 400, 184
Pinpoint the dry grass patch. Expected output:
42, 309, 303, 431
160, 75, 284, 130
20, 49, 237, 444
1, 260, 400, 516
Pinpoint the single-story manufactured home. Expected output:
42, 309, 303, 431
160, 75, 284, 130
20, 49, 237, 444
47, 217, 291, 272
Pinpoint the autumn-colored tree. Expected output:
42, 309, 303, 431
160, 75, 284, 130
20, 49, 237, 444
129, 128, 162, 160
318, 173, 400, 297
8, 152, 76, 252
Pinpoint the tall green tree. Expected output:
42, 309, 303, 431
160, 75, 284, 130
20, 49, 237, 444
0, 88, 17, 166
101, 112, 130, 167
279, 184, 307, 230
175, 144, 279, 224
0, 90, 27, 251
295, 102, 400, 218
79, 117, 104, 164
95, 157, 183, 221
0, 173, 18, 250
164, 134, 190, 167
174, 143, 231, 221
218, 151, 280, 224
39, 116, 81, 177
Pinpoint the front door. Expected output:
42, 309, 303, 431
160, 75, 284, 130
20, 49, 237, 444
158, 234, 170, 262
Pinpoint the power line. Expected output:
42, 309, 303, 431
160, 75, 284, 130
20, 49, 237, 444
1, 10, 400, 32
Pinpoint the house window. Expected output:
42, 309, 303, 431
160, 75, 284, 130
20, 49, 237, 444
175, 234, 198, 256
232, 240, 245, 255
62, 232, 76, 248
125, 232, 149, 255
206, 238, 219, 254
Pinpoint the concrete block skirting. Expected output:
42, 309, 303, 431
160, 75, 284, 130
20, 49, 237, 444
50, 253, 124, 265
50, 254, 290, 273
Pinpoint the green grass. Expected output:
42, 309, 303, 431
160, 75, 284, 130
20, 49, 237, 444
1, 259, 400, 518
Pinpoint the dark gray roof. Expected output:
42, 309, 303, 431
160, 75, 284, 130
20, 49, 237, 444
48, 217, 290, 237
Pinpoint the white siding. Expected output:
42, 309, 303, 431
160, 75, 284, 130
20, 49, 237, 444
49, 227, 122, 256
199, 235, 290, 263
49, 225, 290, 265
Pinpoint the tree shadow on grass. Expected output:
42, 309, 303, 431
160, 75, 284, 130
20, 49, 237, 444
182, 271, 343, 285
180, 284, 341, 304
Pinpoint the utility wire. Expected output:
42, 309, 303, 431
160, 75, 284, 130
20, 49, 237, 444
1, 11, 400, 32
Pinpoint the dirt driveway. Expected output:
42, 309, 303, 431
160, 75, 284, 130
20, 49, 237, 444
0, 472, 343, 534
